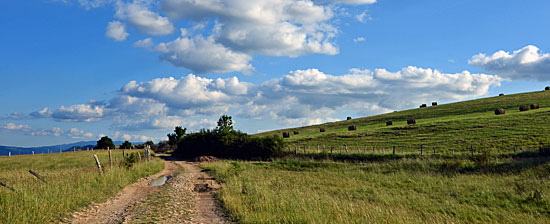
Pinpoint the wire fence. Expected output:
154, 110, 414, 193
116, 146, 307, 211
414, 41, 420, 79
283, 143, 545, 156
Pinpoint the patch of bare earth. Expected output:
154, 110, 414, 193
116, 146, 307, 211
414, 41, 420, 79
65, 159, 230, 224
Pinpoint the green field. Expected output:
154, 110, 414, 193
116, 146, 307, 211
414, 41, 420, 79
257, 90, 550, 153
202, 90, 550, 223
204, 157, 550, 224
0, 150, 164, 224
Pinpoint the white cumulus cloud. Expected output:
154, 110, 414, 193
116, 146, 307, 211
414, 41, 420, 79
105, 21, 129, 41
155, 35, 254, 74
469, 45, 550, 81
115, 1, 174, 35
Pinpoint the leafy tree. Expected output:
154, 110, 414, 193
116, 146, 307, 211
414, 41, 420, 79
121, 141, 132, 149
95, 136, 115, 149
168, 126, 187, 146
216, 114, 234, 133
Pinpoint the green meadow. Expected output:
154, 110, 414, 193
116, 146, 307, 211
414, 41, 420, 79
257, 90, 550, 153
0, 150, 163, 224
204, 157, 550, 224
202, 90, 550, 223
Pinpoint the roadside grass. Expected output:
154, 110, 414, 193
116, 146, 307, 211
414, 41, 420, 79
0, 150, 164, 224
203, 157, 550, 223
257, 91, 550, 151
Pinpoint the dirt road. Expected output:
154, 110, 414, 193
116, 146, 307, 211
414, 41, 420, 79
66, 159, 229, 224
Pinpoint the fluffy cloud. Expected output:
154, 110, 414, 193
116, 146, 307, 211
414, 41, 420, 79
24, 65, 500, 130
133, 38, 153, 48
67, 127, 95, 139
115, 1, 174, 35
155, 35, 254, 74
241, 67, 501, 121
51, 104, 105, 122
0, 123, 97, 139
105, 21, 129, 41
470, 45, 550, 81
150, 0, 346, 72
69, 0, 379, 73
2, 123, 31, 131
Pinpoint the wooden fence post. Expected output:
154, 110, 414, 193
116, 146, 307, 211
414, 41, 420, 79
29, 170, 47, 183
94, 154, 103, 175
392, 145, 395, 155
317, 145, 320, 153
330, 146, 333, 155
471, 145, 474, 156
433, 146, 436, 154
108, 148, 112, 168
345, 144, 348, 153
372, 146, 375, 153
514, 145, 516, 154
294, 145, 297, 155
323, 145, 326, 153
137, 152, 142, 163
421, 144, 423, 155
357, 144, 360, 154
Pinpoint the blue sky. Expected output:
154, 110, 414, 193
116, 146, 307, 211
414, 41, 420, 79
1, 0, 549, 147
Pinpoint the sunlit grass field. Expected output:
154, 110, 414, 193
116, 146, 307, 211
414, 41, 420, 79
0, 150, 164, 224
203, 157, 550, 223
257, 90, 550, 152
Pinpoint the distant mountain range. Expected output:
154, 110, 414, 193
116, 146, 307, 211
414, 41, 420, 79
0, 141, 142, 156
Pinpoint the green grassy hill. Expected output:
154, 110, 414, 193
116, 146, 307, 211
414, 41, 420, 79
257, 90, 550, 152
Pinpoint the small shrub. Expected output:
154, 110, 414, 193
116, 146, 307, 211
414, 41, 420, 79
122, 153, 137, 169
293, 131, 299, 135
530, 104, 540, 109
420, 104, 427, 108
386, 120, 393, 126
407, 119, 416, 125
320, 128, 326, 132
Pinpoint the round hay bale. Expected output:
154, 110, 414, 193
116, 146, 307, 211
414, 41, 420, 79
320, 128, 326, 132
499, 93, 504, 96
432, 102, 438, 106
494, 108, 505, 115
530, 104, 540, 109
386, 120, 393, 126
546, 86, 550, 91
519, 105, 529, 112
420, 104, 427, 108
293, 130, 300, 135
407, 119, 416, 125
282, 132, 290, 138
348, 125, 357, 131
